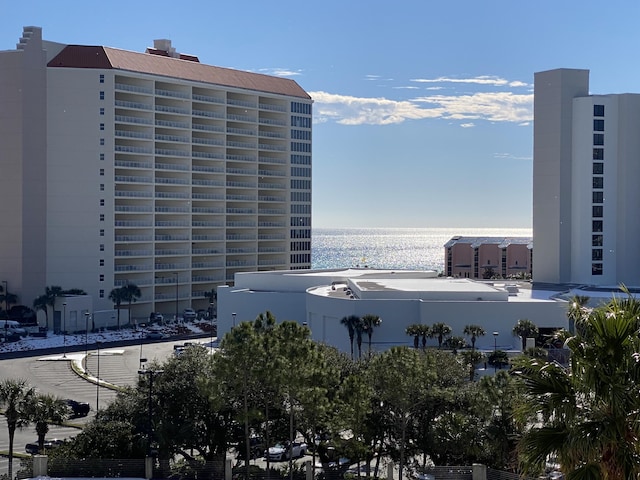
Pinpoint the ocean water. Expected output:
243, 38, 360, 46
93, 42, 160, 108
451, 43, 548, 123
311, 227, 532, 272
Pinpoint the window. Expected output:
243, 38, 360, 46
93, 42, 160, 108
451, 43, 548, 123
99, 168, 104, 176
100, 244, 105, 251
100, 199, 105, 206
100, 107, 105, 115
593, 148, 604, 160
592, 234, 603, 246
593, 162, 604, 174
593, 134, 604, 145
100, 153, 105, 161
99, 123, 105, 131
99, 274, 104, 282
593, 177, 604, 189
592, 263, 603, 275
593, 191, 603, 203
99, 289, 104, 298
592, 249, 603, 261
594, 104, 605, 116
99, 229, 104, 236
99, 91, 105, 100
99, 74, 104, 84
593, 220, 603, 232
100, 138, 105, 146
592, 206, 603, 217
99, 259, 104, 266
99, 214, 104, 221
593, 119, 604, 131
100, 184, 104, 191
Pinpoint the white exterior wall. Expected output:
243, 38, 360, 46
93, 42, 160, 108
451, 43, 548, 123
0, 27, 313, 320
533, 68, 589, 285
217, 270, 569, 355
47, 68, 110, 303
613, 94, 640, 285
570, 96, 619, 285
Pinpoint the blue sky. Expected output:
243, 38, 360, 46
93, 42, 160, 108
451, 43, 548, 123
2, 0, 639, 228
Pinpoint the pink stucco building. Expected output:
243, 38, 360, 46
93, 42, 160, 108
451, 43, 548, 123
444, 237, 532, 279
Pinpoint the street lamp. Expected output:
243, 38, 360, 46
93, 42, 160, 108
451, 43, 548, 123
84, 312, 90, 362
2, 280, 7, 315
493, 331, 499, 372
138, 369, 164, 457
232, 312, 236, 328
139, 329, 147, 368
173, 272, 178, 322
96, 340, 102, 411
62, 302, 67, 358
209, 302, 215, 352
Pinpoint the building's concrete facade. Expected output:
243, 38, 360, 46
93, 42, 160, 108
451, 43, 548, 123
444, 237, 532, 279
0, 27, 312, 323
533, 68, 640, 286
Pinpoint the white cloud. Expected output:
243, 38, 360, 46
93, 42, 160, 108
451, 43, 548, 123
494, 152, 532, 161
310, 90, 533, 125
410, 75, 530, 88
257, 67, 302, 77
460, 123, 475, 128
392, 86, 420, 90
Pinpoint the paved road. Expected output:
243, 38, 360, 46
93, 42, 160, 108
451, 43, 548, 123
0, 337, 210, 477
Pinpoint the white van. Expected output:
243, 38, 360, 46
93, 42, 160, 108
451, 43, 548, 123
0, 320, 27, 337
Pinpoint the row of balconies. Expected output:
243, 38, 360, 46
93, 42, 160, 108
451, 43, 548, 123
114, 82, 289, 114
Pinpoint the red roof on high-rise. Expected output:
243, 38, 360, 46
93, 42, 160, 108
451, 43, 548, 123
47, 45, 311, 100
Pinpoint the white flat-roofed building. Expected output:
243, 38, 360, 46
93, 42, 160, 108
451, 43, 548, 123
217, 269, 568, 354
533, 68, 640, 287
0, 27, 312, 322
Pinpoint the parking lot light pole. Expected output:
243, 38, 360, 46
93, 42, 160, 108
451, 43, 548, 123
96, 341, 101, 411
62, 302, 67, 358
173, 272, 178, 322
84, 312, 90, 361
493, 331, 499, 373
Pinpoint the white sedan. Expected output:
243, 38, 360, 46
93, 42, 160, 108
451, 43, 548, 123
266, 441, 307, 461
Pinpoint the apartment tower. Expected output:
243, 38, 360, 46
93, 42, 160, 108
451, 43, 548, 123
0, 27, 312, 318
533, 68, 640, 286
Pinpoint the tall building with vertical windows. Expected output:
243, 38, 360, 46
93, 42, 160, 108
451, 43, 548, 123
533, 68, 640, 286
0, 26, 312, 318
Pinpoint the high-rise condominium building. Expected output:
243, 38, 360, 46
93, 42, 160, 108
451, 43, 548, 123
533, 68, 640, 287
0, 26, 312, 319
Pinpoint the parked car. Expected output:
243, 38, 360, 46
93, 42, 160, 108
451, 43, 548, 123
266, 441, 307, 461
25, 438, 64, 455
145, 329, 165, 340
65, 399, 90, 417
183, 308, 197, 320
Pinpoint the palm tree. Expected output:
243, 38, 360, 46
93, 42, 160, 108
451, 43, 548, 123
35, 286, 65, 331
444, 336, 466, 354
514, 295, 640, 479
430, 322, 452, 349
27, 393, 68, 453
32, 295, 49, 330
567, 294, 590, 334
461, 350, 485, 381
109, 287, 126, 330
463, 324, 486, 351
419, 324, 431, 350
340, 315, 360, 359
121, 283, 142, 325
0, 379, 35, 479
512, 318, 539, 351
354, 318, 366, 359
0, 290, 18, 313
361, 314, 382, 355
405, 324, 421, 349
